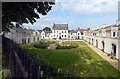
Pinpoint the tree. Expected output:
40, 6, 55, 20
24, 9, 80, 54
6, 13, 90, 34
43, 27, 51, 31
2, 2, 55, 32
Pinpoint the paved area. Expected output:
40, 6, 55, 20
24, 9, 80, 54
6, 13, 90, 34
83, 41, 120, 71
50, 44, 57, 49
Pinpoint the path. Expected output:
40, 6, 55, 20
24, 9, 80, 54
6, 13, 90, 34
50, 44, 57, 49
83, 41, 120, 71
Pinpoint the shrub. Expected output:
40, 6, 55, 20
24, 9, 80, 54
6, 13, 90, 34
34, 43, 48, 49
56, 44, 79, 49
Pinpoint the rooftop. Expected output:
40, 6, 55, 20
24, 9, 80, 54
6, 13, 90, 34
68, 30, 77, 33
76, 27, 89, 32
52, 24, 68, 30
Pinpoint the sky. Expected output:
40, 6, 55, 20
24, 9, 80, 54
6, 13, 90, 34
23, 0, 119, 30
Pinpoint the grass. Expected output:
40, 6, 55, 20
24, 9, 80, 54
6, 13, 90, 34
21, 44, 79, 69
20, 41, 120, 77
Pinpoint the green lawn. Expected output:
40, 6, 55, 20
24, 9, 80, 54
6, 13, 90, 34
20, 41, 120, 77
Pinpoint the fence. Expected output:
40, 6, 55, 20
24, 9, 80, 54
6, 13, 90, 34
2, 36, 43, 79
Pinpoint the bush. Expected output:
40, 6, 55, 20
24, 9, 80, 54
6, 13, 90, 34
34, 43, 48, 49
56, 44, 79, 49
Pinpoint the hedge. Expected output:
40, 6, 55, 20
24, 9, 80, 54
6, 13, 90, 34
56, 45, 79, 49
34, 43, 48, 49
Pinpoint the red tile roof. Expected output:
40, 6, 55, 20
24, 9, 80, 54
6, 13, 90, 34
76, 27, 90, 32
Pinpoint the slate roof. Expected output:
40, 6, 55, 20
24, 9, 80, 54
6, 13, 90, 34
45, 31, 52, 34
52, 24, 68, 30
93, 29, 99, 31
44, 31, 52, 36
103, 25, 112, 29
100, 25, 118, 29
113, 24, 118, 27
13, 27, 35, 33
37, 30, 42, 33
68, 30, 77, 33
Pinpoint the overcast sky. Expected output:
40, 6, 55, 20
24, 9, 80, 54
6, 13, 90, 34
23, 0, 119, 30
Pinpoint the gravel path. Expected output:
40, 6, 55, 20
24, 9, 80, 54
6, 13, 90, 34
50, 44, 57, 49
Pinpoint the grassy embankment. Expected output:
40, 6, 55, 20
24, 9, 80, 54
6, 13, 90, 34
20, 41, 120, 77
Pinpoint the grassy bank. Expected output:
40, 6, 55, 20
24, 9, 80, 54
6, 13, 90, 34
20, 41, 120, 77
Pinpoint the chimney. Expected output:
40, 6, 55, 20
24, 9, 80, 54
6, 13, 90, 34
78, 27, 80, 30
88, 28, 90, 30
116, 19, 120, 26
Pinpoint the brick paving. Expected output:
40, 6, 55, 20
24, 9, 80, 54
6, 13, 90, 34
83, 41, 120, 71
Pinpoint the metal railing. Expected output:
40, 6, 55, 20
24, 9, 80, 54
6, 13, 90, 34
2, 36, 43, 78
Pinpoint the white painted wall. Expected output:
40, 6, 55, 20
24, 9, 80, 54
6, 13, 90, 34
52, 30, 68, 39
84, 36, 119, 59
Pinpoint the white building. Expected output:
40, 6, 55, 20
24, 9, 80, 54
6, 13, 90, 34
40, 31, 52, 40
76, 27, 90, 39
84, 19, 120, 59
52, 24, 69, 39
68, 30, 77, 40
5, 26, 41, 44
40, 24, 89, 40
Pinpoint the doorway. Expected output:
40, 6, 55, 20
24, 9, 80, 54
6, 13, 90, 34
112, 44, 116, 56
102, 41, 105, 52
96, 40, 98, 47
28, 38, 30, 43
59, 36, 61, 39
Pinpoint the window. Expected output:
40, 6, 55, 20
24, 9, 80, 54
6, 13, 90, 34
117, 32, 119, 37
62, 31, 63, 33
65, 31, 66, 33
59, 33, 61, 35
62, 35, 63, 37
81, 32, 83, 35
78, 33, 79, 35
54, 31, 55, 33
65, 35, 66, 37
113, 32, 116, 37
103, 32, 106, 37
